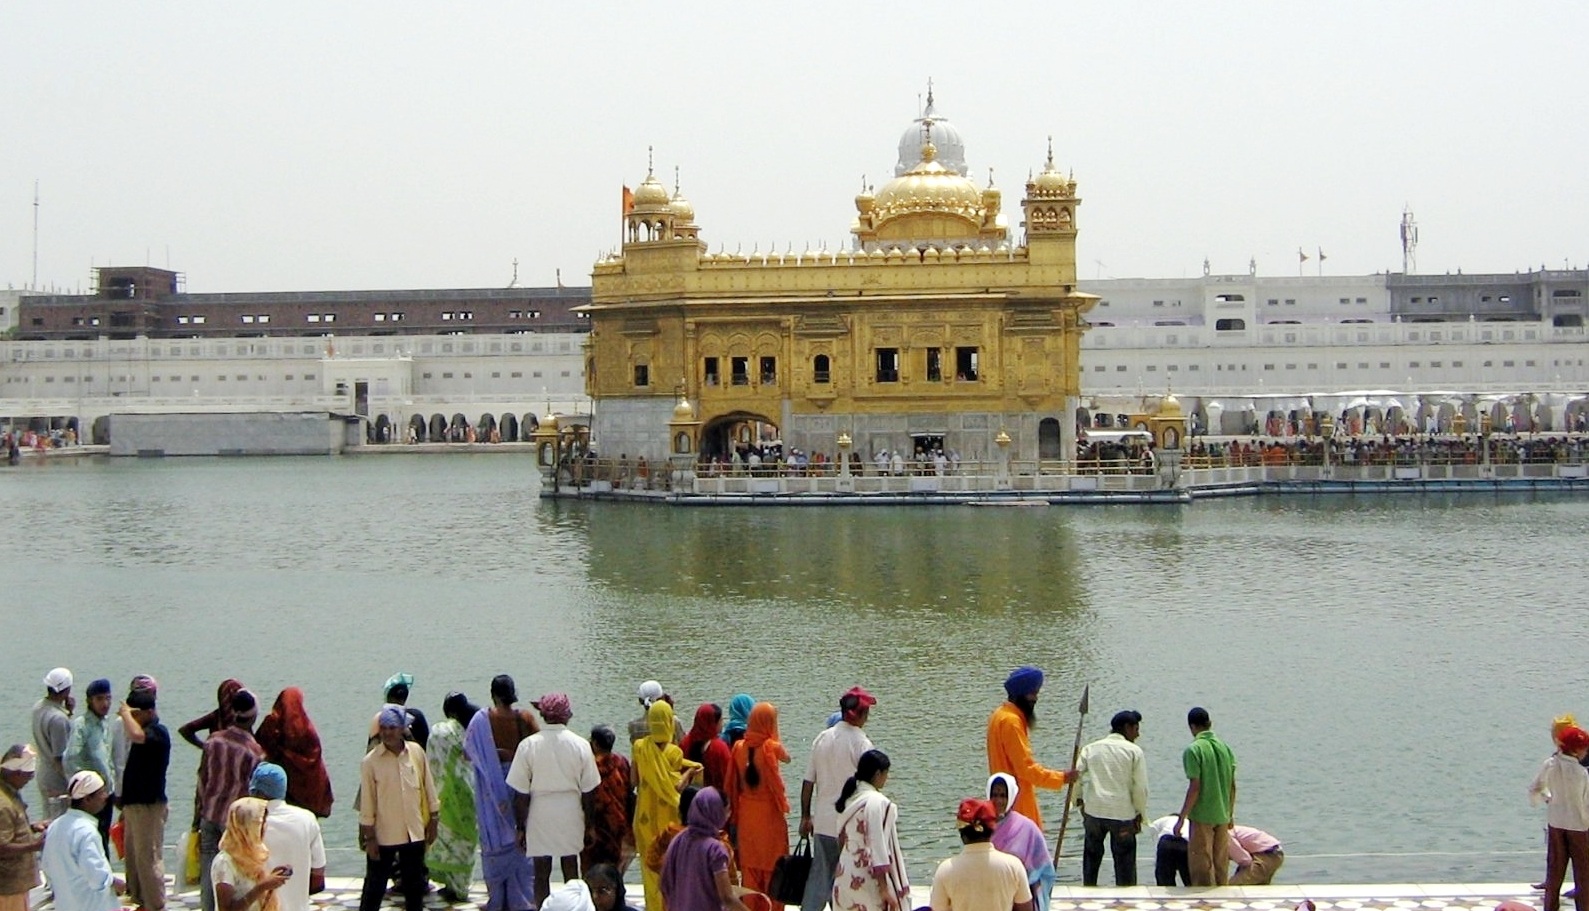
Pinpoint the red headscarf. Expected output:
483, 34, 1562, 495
254, 687, 334, 817
680, 704, 732, 794
680, 704, 723, 765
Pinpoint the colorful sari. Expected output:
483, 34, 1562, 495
726, 703, 790, 909
987, 773, 1054, 911
426, 718, 478, 898
582, 749, 633, 871
465, 711, 534, 911
254, 687, 334, 818
832, 783, 909, 911
633, 701, 702, 911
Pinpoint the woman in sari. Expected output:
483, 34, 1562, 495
427, 693, 480, 902
582, 725, 634, 872
464, 705, 534, 911
254, 687, 334, 818
832, 751, 908, 911
212, 797, 287, 911
660, 788, 750, 911
633, 700, 703, 911
725, 703, 789, 908
986, 773, 1053, 911
680, 705, 732, 796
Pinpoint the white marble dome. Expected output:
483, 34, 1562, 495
895, 91, 968, 177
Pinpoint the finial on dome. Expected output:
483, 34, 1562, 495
647, 145, 654, 176
918, 121, 938, 162
987, 167, 995, 187
925, 77, 935, 116
674, 165, 680, 195
1046, 135, 1054, 169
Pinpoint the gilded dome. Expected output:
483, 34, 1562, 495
670, 190, 695, 223
1157, 394, 1183, 416
633, 171, 671, 209
668, 169, 696, 223
1028, 137, 1074, 198
672, 396, 696, 422
872, 142, 984, 219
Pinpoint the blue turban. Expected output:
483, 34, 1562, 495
86, 678, 112, 698
250, 762, 288, 800
378, 704, 408, 729
1004, 665, 1045, 700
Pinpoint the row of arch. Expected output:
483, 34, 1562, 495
1189, 397, 1589, 437
374, 412, 543, 444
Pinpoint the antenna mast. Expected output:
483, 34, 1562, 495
1400, 205, 1419, 274
31, 180, 39, 290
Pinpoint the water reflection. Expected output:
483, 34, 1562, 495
0, 459, 1584, 884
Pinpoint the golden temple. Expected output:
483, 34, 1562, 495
580, 89, 1097, 468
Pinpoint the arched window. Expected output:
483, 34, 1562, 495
813, 354, 831, 384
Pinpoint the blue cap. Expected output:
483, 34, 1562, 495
86, 678, 112, 697
249, 763, 288, 800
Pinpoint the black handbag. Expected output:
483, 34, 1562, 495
767, 835, 813, 905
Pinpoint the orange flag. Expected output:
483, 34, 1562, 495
622, 185, 634, 215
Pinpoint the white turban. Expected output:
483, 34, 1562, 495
0, 746, 36, 773
67, 771, 105, 800
43, 668, 72, 692
541, 881, 594, 911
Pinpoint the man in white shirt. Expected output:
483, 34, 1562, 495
507, 693, 600, 911
1076, 710, 1149, 886
799, 686, 876, 911
249, 763, 325, 911
1530, 725, 1589, 911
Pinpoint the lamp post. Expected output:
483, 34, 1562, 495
1320, 412, 1336, 478
995, 429, 1012, 491
837, 431, 853, 492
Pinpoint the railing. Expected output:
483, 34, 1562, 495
550, 456, 1177, 496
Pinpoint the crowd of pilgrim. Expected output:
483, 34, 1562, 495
0, 665, 1283, 911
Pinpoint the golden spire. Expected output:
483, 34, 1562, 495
1046, 135, 1054, 170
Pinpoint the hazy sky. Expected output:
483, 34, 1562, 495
5, 3, 1587, 293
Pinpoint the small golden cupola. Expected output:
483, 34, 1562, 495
669, 168, 701, 241
625, 147, 678, 245
1022, 136, 1080, 242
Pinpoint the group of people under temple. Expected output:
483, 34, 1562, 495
1, 664, 1288, 911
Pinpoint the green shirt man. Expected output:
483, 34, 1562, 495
1174, 708, 1237, 886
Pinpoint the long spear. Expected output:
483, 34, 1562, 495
1053, 683, 1090, 859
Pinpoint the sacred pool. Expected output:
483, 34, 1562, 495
0, 454, 1579, 884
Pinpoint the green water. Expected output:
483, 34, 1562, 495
1, 454, 1584, 884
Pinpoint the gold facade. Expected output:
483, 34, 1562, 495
583, 116, 1096, 463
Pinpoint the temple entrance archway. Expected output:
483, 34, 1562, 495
700, 412, 780, 462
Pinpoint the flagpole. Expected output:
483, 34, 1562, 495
1053, 684, 1090, 860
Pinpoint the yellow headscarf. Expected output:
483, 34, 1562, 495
219, 796, 279, 911
647, 699, 675, 745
